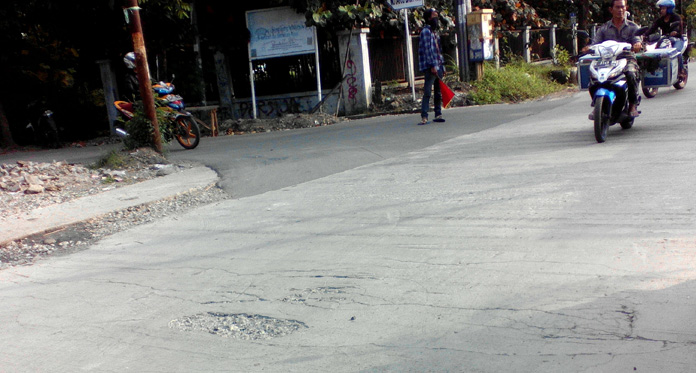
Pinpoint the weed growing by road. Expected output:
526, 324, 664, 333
92, 150, 126, 169
468, 59, 570, 105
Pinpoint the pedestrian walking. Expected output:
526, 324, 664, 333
418, 8, 446, 125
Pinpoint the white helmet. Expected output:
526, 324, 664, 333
123, 52, 136, 69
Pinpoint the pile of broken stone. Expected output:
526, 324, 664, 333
0, 160, 90, 195
0, 159, 162, 220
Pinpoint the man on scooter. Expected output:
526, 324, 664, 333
645, 0, 686, 80
123, 52, 140, 100
583, 0, 642, 118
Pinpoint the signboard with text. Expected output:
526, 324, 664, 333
387, 0, 424, 10
467, 10, 494, 62
246, 7, 315, 60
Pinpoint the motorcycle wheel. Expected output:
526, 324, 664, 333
620, 116, 634, 130
593, 96, 609, 143
641, 85, 658, 98
673, 67, 688, 89
174, 116, 200, 150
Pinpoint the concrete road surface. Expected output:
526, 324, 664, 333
2, 82, 696, 372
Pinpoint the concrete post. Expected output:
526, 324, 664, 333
494, 28, 500, 70
550, 24, 557, 63
337, 28, 372, 116
523, 26, 531, 63
572, 23, 579, 56
96, 59, 119, 136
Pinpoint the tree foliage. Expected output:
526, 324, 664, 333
139, 0, 192, 20
0, 0, 193, 146
293, 0, 693, 33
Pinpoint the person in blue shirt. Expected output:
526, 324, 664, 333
418, 8, 446, 125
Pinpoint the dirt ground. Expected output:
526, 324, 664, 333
214, 81, 473, 135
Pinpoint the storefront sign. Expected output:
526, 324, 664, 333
247, 7, 315, 60
387, 0, 424, 10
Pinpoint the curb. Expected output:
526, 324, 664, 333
1, 166, 219, 246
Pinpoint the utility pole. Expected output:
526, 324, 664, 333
124, 0, 163, 153
456, 0, 472, 82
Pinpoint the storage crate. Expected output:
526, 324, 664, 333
577, 55, 600, 90
638, 48, 680, 88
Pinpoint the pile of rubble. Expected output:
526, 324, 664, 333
219, 113, 345, 135
0, 148, 176, 220
0, 161, 93, 195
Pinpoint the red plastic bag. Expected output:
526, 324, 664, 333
439, 79, 455, 109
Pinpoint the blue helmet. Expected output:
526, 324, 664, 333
656, 0, 675, 13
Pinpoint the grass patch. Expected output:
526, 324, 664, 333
92, 150, 127, 169
468, 60, 570, 105
101, 175, 117, 184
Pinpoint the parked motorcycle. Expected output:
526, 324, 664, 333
639, 22, 691, 98
114, 81, 200, 150
579, 40, 640, 143
25, 108, 61, 149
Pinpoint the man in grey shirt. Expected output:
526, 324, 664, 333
584, 0, 643, 118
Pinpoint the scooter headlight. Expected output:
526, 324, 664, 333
598, 46, 614, 60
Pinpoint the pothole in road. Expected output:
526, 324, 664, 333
282, 286, 353, 304
169, 312, 307, 340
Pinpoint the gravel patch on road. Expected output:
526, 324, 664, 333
169, 312, 308, 340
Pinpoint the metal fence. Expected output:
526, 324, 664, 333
367, 33, 458, 83
367, 37, 407, 83
499, 27, 591, 63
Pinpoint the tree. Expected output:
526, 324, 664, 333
684, 0, 696, 31
0, 0, 193, 148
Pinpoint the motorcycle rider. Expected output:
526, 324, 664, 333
583, 0, 642, 118
123, 52, 140, 100
645, 0, 686, 80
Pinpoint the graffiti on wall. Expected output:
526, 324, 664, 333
238, 97, 303, 119
345, 59, 359, 104
235, 94, 337, 119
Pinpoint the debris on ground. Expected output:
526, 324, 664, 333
0, 147, 183, 218
219, 113, 345, 136
369, 81, 474, 115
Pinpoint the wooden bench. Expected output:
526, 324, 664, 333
187, 106, 219, 137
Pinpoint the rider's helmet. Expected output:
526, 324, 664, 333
656, 0, 675, 13
123, 52, 136, 69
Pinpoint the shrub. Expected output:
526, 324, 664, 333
120, 103, 172, 151
92, 149, 126, 169
468, 60, 568, 105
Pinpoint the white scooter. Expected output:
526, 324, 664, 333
580, 40, 639, 143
